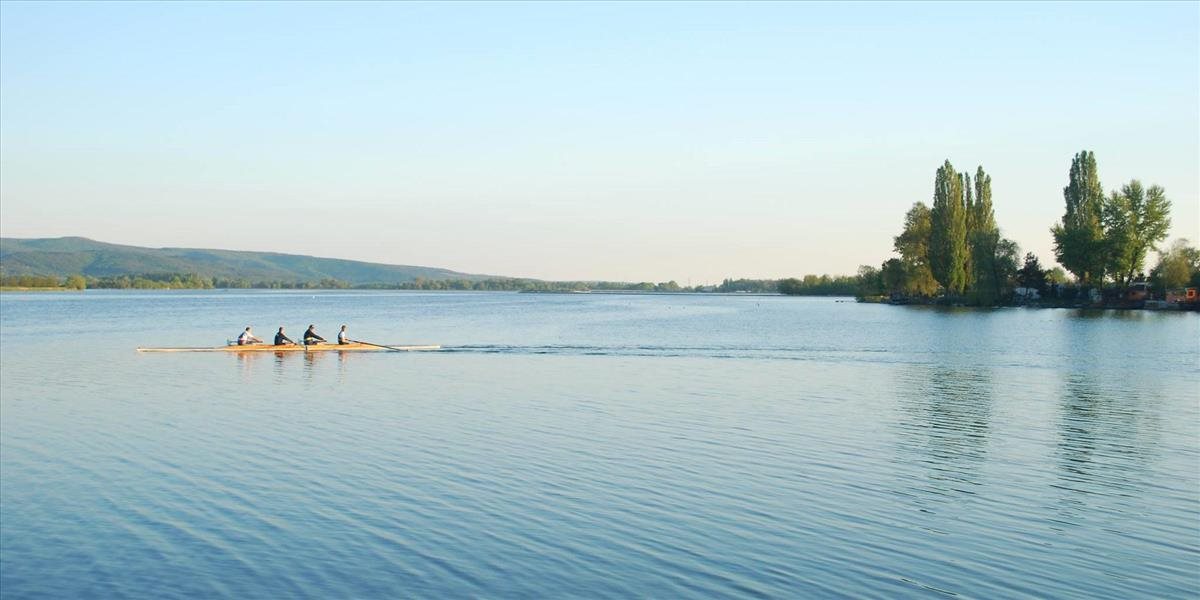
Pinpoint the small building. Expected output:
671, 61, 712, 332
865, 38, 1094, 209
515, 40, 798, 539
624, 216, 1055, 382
1165, 287, 1198, 305
1014, 287, 1041, 302
1125, 281, 1150, 303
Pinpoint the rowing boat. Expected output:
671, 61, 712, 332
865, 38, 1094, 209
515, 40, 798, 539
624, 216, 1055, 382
137, 343, 441, 353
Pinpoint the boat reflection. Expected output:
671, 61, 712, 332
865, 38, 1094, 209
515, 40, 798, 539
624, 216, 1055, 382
230, 346, 359, 383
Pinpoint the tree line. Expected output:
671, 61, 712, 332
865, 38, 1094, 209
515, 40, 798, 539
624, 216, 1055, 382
0, 274, 86, 289
11, 154, 1190, 303
860, 160, 1025, 304
860, 150, 1194, 305
0, 273, 350, 290
1051, 150, 1182, 289
2, 272, 857, 295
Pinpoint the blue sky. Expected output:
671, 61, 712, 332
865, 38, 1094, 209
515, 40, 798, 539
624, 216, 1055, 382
1, 1, 1196, 281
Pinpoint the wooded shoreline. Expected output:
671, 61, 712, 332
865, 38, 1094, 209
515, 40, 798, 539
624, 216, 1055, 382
3, 150, 1195, 304
857, 150, 1197, 309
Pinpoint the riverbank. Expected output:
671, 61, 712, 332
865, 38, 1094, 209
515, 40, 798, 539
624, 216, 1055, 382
0, 287, 794, 297
858, 295, 1198, 311
0, 286, 81, 292
521, 290, 784, 296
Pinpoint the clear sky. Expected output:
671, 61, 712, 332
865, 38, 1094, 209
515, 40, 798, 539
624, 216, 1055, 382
1, 2, 1196, 282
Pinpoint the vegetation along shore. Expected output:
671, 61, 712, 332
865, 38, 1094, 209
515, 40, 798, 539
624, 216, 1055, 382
857, 150, 1197, 310
3, 150, 1196, 307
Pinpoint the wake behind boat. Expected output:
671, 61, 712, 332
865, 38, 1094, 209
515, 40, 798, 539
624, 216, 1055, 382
137, 343, 441, 353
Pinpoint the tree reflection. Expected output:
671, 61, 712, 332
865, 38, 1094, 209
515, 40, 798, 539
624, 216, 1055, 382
893, 365, 994, 506
1053, 373, 1158, 524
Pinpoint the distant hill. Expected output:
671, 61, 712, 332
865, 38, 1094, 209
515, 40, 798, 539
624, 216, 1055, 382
0, 237, 493, 285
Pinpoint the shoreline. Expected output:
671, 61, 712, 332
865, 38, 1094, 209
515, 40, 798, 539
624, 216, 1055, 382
0, 288, 798, 297
521, 290, 785, 296
3, 287, 1194, 310
858, 296, 1198, 312
0, 286, 82, 292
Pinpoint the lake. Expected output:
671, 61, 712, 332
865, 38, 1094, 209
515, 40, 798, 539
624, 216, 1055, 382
1, 290, 1197, 598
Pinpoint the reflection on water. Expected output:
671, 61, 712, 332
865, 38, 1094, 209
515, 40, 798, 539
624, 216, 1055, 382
233, 348, 362, 384
234, 348, 360, 383
1054, 374, 1159, 511
1, 291, 1196, 598
894, 365, 993, 503
1070, 308, 1152, 321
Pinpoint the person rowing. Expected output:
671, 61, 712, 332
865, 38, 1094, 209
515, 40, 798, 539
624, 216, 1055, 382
237, 326, 263, 346
303, 324, 326, 345
337, 324, 352, 345
274, 326, 297, 346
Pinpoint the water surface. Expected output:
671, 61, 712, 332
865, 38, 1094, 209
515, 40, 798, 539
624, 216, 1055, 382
2, 291, 1197, 598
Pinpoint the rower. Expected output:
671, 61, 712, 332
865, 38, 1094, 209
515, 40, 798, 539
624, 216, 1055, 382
337, 324, 352, 345
303, 324, 326, 345
275, 326, 296, 346
237, 326, 263, 346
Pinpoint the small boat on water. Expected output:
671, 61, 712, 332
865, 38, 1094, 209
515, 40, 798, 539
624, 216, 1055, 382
137, 343, 441, 353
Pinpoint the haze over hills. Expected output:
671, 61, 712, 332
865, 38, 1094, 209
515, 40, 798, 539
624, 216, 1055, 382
0, 237, 495, 285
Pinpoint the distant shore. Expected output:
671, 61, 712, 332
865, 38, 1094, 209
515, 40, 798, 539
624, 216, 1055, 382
0, 286, 81, 292
3, 287, 1194, 311
521, 290, 785, 297
0, 287, 792, 297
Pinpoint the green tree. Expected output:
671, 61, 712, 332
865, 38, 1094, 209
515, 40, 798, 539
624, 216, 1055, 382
893, 202, 938, 296
856, 265, 883, 298
969, 231, 1020, 305
1102, 180, 1171, 288
775, 275, 858, 296
973, 166, 996, 234
1149, 239, 1199, 292
777, 278, 802, 295
964, 166, 999, 299
929, 160, 968, 294
1016, 253, 1047, 293
961, 171, 975, 291
65, 274, 86, 290
880, 258, 906, 294
0, 274, 60, 288
995, 238, 1021, 296
1052, 150, 1106, 285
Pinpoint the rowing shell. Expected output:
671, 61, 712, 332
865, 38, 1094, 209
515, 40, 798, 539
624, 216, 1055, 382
137, 343, 441, 353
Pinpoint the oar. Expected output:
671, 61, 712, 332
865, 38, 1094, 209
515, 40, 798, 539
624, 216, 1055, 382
351, 339, 410, 352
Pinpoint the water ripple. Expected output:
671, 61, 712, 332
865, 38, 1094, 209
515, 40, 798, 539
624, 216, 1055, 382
2, 292, 1197, 598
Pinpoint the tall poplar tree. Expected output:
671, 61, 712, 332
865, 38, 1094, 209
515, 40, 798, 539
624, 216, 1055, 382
962, 172, 975, 291
973, 166, 995, 234
1052, 151, 1106, 285
963, 171, 975, 234
929, 160, 968, 294
965, 165, 999, 300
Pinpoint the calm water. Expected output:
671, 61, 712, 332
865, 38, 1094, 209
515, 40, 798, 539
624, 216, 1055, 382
1, 291, 1197, 598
